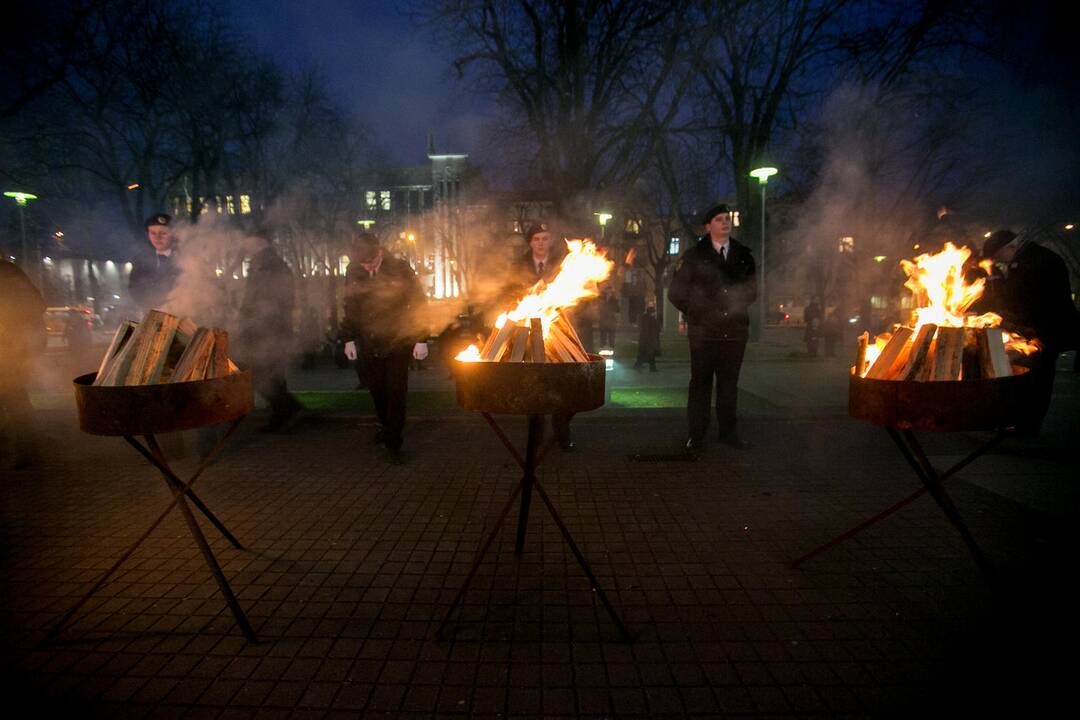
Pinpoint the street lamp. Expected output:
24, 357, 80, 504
748, 166, 778, 333
4, 191, 39, 281
594, 211, 612, 243
356, 219, 376, 230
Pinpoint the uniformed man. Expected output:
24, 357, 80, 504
341, 233, 429, 463
668, 204, 757, 451
514, 223, 576, 450
129, 213, 180, 312
238, 227, 302, 431
976, 229, 1078, 433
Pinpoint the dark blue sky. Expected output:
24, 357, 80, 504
230, 0, 494, 164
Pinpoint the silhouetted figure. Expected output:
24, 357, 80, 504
1, 261, 45, 467
239, 229, 302, 432
598, 291, 619, 348
129, 213, 180, 313
804, 297, 823, 358
975, 230, 1079, 433
634, 304, 660, 372
669, 204, 757, 451
342, 233, 429, 462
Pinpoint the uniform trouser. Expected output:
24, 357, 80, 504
251, 360, 295, 420
1017, 348, 1058, 431
687, 336, 747, 441
365, 351, 410, 450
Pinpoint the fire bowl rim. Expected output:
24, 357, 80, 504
73, 369, 254, 436
451, 355, 607, 415
848, 365, 1036, 431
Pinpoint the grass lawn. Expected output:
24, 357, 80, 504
294, 386, 687, 411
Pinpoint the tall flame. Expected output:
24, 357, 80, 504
455, 239, 614, 361
858, 242, 1040, 376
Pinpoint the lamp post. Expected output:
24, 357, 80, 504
748, 167, 778, 334
4, 191, 40, 284
594, 211, 612, 244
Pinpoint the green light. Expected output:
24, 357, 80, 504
873, 255, 887, 263
594, 212, 612, 226
4, 191, 39, 206
356, 219, 376, 229
749, 167, 778, 184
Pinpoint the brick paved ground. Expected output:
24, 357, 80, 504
3, 348, 1078, 718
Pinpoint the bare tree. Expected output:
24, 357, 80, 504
421, 0, 697, 217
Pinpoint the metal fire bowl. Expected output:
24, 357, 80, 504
849, 366, 1037, 432
453, 356, 606, 415
73, 371, 254, 436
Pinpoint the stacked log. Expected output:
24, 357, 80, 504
857, 324, 1025, 381
93, 309, 237, 386
475, 310, 589, 363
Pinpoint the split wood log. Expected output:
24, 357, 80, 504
209, 328, 230, 378
556, 309, 585, 351
976, 327, 1012, 378
93, 321, 136, 386
509, 326, 530, 362
483, 321, 516, 361
125, 310, 179, 385
896, 324, 937, 381
530, 318, 545, 363
865, 326, 913, 380
169, 327, 215, 383
930, 326, 964, 381
548, 320, 589, 362
855, 331, 869, 377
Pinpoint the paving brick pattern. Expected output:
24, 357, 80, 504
3, 390, 1078, 717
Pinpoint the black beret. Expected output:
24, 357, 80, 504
524, 222, 549, 241
144, 213, 171, 228
982, 229, 1017, 259
702, 204, 731, 225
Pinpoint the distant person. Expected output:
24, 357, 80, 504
1, 260, 45, 468
342, 233, 429, 463
803, 297, 823, 357
975, 229, 1078, 433
668, 204, 757, 451
597, 290, 619, 348
513, 223, 576, 449
238, 228, 302, 432
129, 213, 180, 314
634, 303, 660, 372
822, 308, 842, 358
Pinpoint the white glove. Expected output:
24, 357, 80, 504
412, 342, 429, 361
344, 341, 357, 361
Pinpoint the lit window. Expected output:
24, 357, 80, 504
668, 237, 680, 255
380, 190, 391, 211
240, 195, 251, 214
227, 196, 235, 214
199, 197, 209, 214
871, 296, 888, 309
626, 219, 640, 234
838, 236, 854, 253
732, 211, 740, 227
366, 191, 377, 210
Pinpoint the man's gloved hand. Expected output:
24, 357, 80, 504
412, 342, 429, 361
344, 340, 357, 361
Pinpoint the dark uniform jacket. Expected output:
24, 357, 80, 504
129, 250, 180, 312
239, 245, 295, 361
668, 236, 757, 341
512, 248, 564, 290
342, 255, 427, 357
974, 241, 1078, 353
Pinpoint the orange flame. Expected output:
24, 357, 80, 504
455, 239, 614, 361
857, 242, 1039, 377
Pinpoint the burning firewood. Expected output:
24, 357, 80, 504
94, 309, 238, 386
855, 243, 1039, 382
457, 239, 613, 364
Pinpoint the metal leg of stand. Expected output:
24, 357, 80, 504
533, 480, 633, 642
892, 428, 997, 585
515, 414, 543, 556
436, 413, 631, 642
791, 429, 1006, 568
47, 419, 249, 643
144, 434, 257, 642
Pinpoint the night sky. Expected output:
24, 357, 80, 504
230, 0, 494, 164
